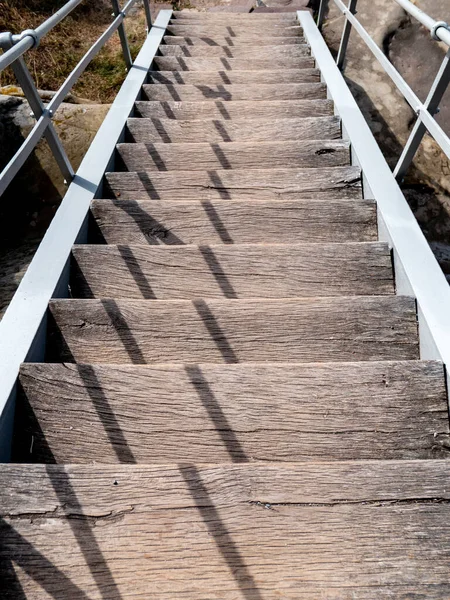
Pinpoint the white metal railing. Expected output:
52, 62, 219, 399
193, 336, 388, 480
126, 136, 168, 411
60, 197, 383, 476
316, 0, 450, 181
0, 0, 152, 197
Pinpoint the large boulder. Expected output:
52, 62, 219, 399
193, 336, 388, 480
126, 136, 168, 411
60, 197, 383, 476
320, 0, 450, 276
0, 95, 110, 241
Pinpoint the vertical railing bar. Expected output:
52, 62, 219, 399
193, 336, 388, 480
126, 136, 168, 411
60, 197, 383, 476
110, 0, 133, 70
336, 0, 358, 71
394, 48, 450, 180
316, 0, 328, 30
143, 0, 152, 32
3, 38, 74, 185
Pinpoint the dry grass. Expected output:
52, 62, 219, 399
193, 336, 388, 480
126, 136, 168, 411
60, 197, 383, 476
0, 0, 152, 102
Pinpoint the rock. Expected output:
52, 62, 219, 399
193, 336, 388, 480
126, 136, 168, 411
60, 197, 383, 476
0, 95, 110, 242
319, 0, 450, 276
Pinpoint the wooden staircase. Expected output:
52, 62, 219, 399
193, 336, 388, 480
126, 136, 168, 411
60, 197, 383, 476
2, 11, 450, 598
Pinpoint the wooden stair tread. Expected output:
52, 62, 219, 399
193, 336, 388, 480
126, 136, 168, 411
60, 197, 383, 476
148, 69, 320, 84
46, 296, 418, 364
90, 198, 379, 245
162, 36, 307, 46
126, 115, 340, 143
15, 360, 448, 463
171, 11, 299, 19
2, 461, 450, 598
165, 25, 303, 37
134, 99, 334, 119
104, 166, 361, 201
70, 242, 393, 299
154, 56, 315, 70
158, 45, 310, 58
116, 140, 350, 171
141, 82, 325, 101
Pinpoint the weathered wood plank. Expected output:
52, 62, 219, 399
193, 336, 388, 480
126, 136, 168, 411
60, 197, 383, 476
2, 461, 450, 598
70, 242, 393, 299
163, 35, 306, 46
116, 140, 350, 171
90, 198, 379, 245
154, 56, 315, 70
141, 82, 325, 102
171, 11, 299, 20
126, 116, 341, 143
133, 99, 334, 119
158, 44, 310, 58
147, 69, 320, 84
46, 296, 418, 364
15, 361, 448, 463
165, 24, 303, 36
104, 166, 361, 201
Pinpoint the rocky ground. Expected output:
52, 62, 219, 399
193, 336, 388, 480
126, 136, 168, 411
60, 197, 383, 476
0, 0, 449, 315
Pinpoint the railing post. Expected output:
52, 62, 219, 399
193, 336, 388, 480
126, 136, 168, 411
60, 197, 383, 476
143, 0, 152, 32
394, 48, 450, 181
0, 33, 74, 185
336, 0, 358, 70
317, 0, 329, 30
111, 0, 133, 70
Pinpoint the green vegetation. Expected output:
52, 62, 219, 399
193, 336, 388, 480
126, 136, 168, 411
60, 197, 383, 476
0, 0, 149, 102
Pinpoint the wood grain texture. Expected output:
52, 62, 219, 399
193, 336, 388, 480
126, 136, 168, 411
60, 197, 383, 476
90, 198, 379, 245
2, 461, 450, 598
141, 82, 325, 102
116, 140, 350, 171
104, 166, 361, 201
154, 56, 315, 71
158, 45, 311, 58
171, 11, 299, 19
46, 296, 419, 364
70, 242, 393, 299
133, 99, 334, 119
15, 361, 449, 463
162, 36, 306, 46
126, 116, 341, 143
147, 69, 320, 84
165, 24, 304, 37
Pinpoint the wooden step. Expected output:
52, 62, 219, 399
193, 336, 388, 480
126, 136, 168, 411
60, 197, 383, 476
2, 461, 450, 598
90, 198, 379, 245
141, 82, 325, 102
46, 296, 418, 364
158, 45, 310, 58
126, 116, 341, 143
163, 35, 306, 46
171, 11, 298, 19
116, 140, 350, 172
147, 69, 320, 84
165, 25, 303, 37
104, 166, 361, 202
70, 242, 393, 300
15, 361, 448, 463
134, 99, 334, 119
154, 56, 315, 70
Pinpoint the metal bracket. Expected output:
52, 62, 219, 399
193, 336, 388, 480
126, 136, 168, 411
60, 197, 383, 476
15, 29, 40, 49
431, 21, 450, 41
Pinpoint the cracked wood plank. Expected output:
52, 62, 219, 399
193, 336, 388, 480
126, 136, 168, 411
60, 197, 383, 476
90, 198, 379, 245
104, 166, 361, 202
141, 82, 325, 101
45, 296, 419, 364
15, 361, 449, 463
70, 242, 393, 299
1, 461, 450, 598
162, 36, 307, 46
158, 45, 311, 58
147, 69, 320, 84
126, 116, 341, 144
116, 140, 350, 171
153, 56, 315, 70
133, 99, 334, 119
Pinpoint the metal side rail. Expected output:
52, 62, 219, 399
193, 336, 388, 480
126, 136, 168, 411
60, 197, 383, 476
298, 11, 450, 386
0, 9, 173, 460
